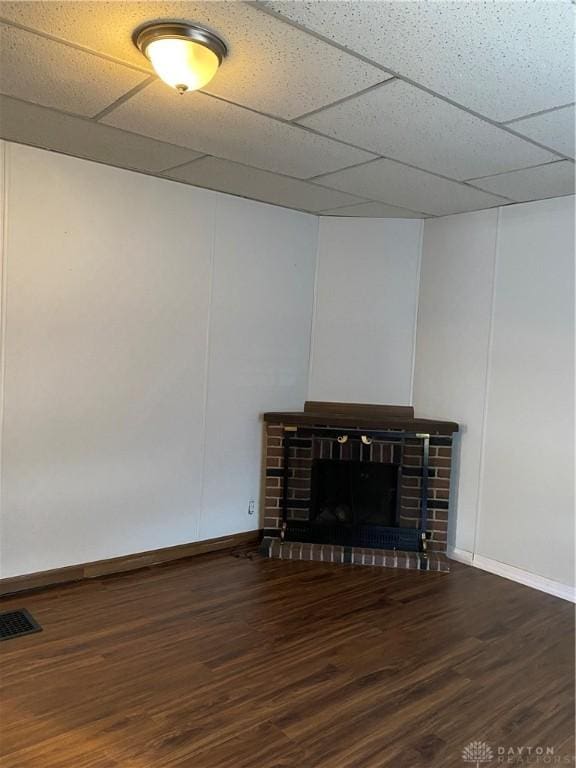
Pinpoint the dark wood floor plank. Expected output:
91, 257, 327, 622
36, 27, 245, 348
0, 552, 573, 767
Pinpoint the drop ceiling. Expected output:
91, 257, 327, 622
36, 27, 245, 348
0, 1, 574, 218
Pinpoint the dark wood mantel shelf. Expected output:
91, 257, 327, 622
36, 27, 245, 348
263, 401, 459, 435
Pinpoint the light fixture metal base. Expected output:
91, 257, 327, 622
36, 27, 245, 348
133, 21, 228, 64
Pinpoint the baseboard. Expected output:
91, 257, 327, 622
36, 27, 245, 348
471, 554, 575, 603
0, 530, 262, 597
446, 546, 474, 565
447, 545, 574, 601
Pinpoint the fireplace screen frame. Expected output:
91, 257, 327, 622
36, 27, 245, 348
280, 426, 431, 553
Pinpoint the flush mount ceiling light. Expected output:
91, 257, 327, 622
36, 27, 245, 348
133, 22, 227, 94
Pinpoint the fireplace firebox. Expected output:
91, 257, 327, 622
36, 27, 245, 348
312, 459, 398, 528
280, 427, 429, 553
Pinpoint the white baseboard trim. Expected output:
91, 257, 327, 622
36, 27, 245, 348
471, 554, 575, 603
448, 546, 575, 602
447, 546, 474, 565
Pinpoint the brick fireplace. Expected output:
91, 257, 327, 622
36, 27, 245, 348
260, 402, 459, 572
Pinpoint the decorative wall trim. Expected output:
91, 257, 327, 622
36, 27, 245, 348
0, 530, 261, 597
448, 546, 575, 602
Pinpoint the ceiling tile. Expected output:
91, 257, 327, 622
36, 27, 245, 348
102, 81, 374, 179
300, 81, 555, 180
318, 201, 427, 219
314, 158, 508, 217
470, 162, 575, 203
164, 156, 368, 212
264, 1, 575, 122
0, 23, 146, 117
0, 96, 204, 172
509, 106, 575, 159
0, 1, 390, 119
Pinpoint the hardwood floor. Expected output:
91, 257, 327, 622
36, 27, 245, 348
0, 551, 573, 767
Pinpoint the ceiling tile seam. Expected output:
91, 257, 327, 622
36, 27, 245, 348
159, 155, 212, 174
308, 153, 515, 201
150, 174, 324, 215
503, 102, 576, 125
456, 181, 515, 203
289, 77, 396, 123
305, 157, 380, 181
0, 94, 212, 157
493, 131, 574, 162
465, 159, 570, 182
158, 154, 373, 204
307, 176, 438, 217
250, 1, 572, 159
0, 16, 152, 76
315, 200, 426, 217
91, 77, 156, 121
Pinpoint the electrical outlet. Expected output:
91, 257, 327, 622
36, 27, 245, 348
248, 499, 255, 516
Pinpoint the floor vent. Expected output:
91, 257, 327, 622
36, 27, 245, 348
0, 609, 42, 641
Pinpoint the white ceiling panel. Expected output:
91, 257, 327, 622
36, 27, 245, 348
314, 158, 508, 217
0, 1, 389, 119
470, 162, 575, 203
102, 81, 374, 179
164, 156, 368, 212
264, 1, 575, 122
318, 201, 427, 219
0, 23, 146, 117
300, 81, 555, 180
0, 96, 204, 173
509, 106, 575, 160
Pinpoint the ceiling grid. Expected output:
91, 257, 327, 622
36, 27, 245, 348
0, 0, 573, 216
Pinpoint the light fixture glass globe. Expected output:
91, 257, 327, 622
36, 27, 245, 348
146, 37, 220, 94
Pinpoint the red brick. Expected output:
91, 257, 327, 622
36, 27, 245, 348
430, 457, 451, 469
430, 478, 450, 489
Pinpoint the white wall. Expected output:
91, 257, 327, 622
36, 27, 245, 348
308, 217, 422, 405
0, 142, 317, 577
477, 198, 574, 586
200, 195, 316, 539
413, 210, 498, 552
414, 196, 575, 593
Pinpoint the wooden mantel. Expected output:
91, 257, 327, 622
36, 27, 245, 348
263, 401, 459, 435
